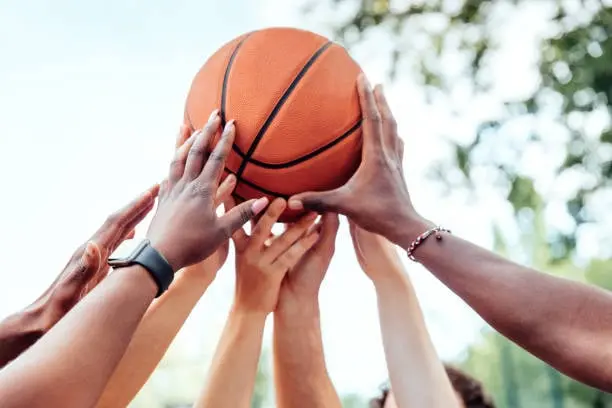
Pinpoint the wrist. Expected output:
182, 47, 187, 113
395, 213, 435, 250
146, 238, 181, 272
4, 303, 48, 336
276, 297, 320, 321
229, 304, 268, 324
119, 264, 160, 298
373, 269, 409, 293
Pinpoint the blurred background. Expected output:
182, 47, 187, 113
1, 0, 612, 406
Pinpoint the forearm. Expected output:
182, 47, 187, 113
0, 306, 46, 368
96, 273, 211, 408
273, 301, 341, 408
374, 271, 457, 408
411, 230, 612, 390
0, 266, 157, 408
195, 309, 266, 408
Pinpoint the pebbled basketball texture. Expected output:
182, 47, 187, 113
184, 27, 363, 222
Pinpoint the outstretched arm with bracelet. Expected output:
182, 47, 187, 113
289, 75, 612, 392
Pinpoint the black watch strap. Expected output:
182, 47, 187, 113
109, 239, 174, 297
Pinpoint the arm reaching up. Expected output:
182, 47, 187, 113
274, 214, 342, 408
0, 182, 153, 368
96, 181, 237, 406
195, 199, 319, 408
350, 223, 458, 408
289, 75, 612, 392
0, 114, 268, 408
95, 121, 235, 408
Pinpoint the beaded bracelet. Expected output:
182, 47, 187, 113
406, 226, 451, 262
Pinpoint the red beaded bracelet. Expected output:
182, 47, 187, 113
406, 226, 451, 261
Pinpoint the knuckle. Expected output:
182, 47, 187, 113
169, 159, 184, 175
368, 110, 382, 123
386, 116, 398, 130
188, 146, 207, 157
274, 256, 290, 270
189, 181, 213, 198
239, 208, 253, 226
209, 151, 226, 163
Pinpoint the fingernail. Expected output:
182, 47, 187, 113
223, 119, 235, 135
208, 109, 219, 123
360, 74, 372, 90
188, 129, 200, 141
251, 197, 269, 214
288, 199, 304, 210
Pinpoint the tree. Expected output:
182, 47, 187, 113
312, 0, 612, 260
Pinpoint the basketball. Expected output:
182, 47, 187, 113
184, 27, 363, 222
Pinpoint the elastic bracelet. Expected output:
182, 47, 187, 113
406, 226, 451, 262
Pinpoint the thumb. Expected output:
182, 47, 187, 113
318, 213, 340, 246
288, 188, 346, 213
224, 196, 248, 250
67, 241, 101, 286
220, 197, 269, 240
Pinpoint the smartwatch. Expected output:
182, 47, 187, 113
108, 239, 174, 297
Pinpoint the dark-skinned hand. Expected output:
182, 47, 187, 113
288, 75, 431, 248
0, 184, 158, 367
146, 110, 269, 271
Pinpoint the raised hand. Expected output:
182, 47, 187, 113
196, 199, 318, 408
170, 125, 236, 283
0, 184, 158, 368
288, 75, 430, 248
231, 198, 319, 315
277, 213, 339, 312
43, 185, 158, 324
146, 111, 269, 272
348, 220, 404, 284
273, 213, 343, 408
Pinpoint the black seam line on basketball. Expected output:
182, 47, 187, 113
184, 34, 251, 131
220, 34, 251, 126
234, 41, 334, 179
229, 118, 361, 168
220, 34, 252, 191
232, 192, 247, 202
224, 168, 290, 199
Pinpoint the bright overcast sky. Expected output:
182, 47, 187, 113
0, 0, 550, 404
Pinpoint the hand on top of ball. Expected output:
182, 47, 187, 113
288, 74, 431, 248
170, 125, 234, 284
146, 111, 269, 272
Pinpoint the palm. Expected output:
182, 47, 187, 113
278, 214, 339, 306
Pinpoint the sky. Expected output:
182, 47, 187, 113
0, 0, 552, 404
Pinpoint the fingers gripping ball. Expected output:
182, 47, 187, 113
184, 27, 363, 222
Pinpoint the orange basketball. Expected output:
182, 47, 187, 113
184, 27, 362, 222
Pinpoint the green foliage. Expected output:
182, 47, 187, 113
342, 393, 370, 408
317, 0, 612, 259
461, 330, 612, 408
585, 259, 612, 291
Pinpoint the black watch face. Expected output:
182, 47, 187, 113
108, 239, 149, 266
